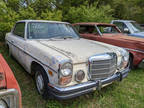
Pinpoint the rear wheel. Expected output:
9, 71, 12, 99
34, 65, 52, 99
129, 55, 137, 69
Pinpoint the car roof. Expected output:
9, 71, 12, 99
16, 20, 70, 24
112, 20, 135, 23
73, 22, 116, 26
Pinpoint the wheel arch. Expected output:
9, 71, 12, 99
129, 52, 134, 61
31, 61, 46, 76
129, 52, 134, 68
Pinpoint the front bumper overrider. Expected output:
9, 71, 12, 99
48, 66, 130, 100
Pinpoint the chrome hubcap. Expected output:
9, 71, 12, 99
36, 73, 44, 94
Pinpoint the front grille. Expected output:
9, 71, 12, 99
88, 53, 117, 80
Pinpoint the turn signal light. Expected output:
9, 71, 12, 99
59, 75, 72, 85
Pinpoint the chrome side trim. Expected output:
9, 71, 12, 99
7, 40, 58, 73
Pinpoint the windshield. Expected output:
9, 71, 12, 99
27, 22, 80, 39
97, 25, 120, 34
128, 22, 144, 33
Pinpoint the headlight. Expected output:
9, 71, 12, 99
117, 48, 129, 70
60, 63, 72, 77
0, 89, 19, 108
59, 62, 73, 85
0, 100, 8, 108
75, 70, 85, 82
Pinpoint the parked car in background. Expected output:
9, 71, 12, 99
111, 20, 144, 38
5, 20, 130, 100
140, 24, 144, 29
0, 54, 21, 108
73, 22, 144, 69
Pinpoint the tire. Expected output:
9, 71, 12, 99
7, 45, 12, 57
34, 65, 52, 99
129, 56, 136, 69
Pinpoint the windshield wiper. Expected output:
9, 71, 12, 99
49, 36, 64, 40
49, 36, 74, 40
63, 36, 73, 39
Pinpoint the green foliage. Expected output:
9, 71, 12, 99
103, 0, 144, 23
40, 10, 62, 21
19, 7, 37, 20
0, 0, 63, 41
31, 0, 53, 16
0, 1, 19, 41
64, 5, 114, 23
0, 0, 144, 41
5, 0, 20, 11
46, 100, 62, 108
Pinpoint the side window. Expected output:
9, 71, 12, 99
79, 25, 98, 34
113, 22, 124, 32
74, 25, 80, 31
114, 22, 130, 33
111, 27, 118, 33
13, 22, 25, 38
79, 25, 88, 33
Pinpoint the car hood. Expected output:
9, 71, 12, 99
129, 32, 144, 38
36, 38, 116, 64
103, 33, 144, 43
103, 33, 124, 37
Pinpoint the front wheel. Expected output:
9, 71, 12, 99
34, 66, 52, 99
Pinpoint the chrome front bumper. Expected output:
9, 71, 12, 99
48, 67, 130, 100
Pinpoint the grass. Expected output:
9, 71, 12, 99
0, 42, 144, 108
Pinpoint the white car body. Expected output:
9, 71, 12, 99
5, 20, 130, 99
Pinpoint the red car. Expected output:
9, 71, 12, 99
0, 54, 22, 108
73, 23, 144, 68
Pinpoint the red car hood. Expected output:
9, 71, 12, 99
103, 33, 144, 44
0, 54, 22, 108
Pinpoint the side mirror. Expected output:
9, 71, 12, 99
124, 28, 129, 34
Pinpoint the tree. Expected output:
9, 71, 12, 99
0, 1, 19, 41
0, 0, 144, 41
64, 4, 114, 23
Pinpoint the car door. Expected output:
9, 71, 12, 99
95, 25, 123, 45
75, 24, 119, 46
11, 22, 27, 69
